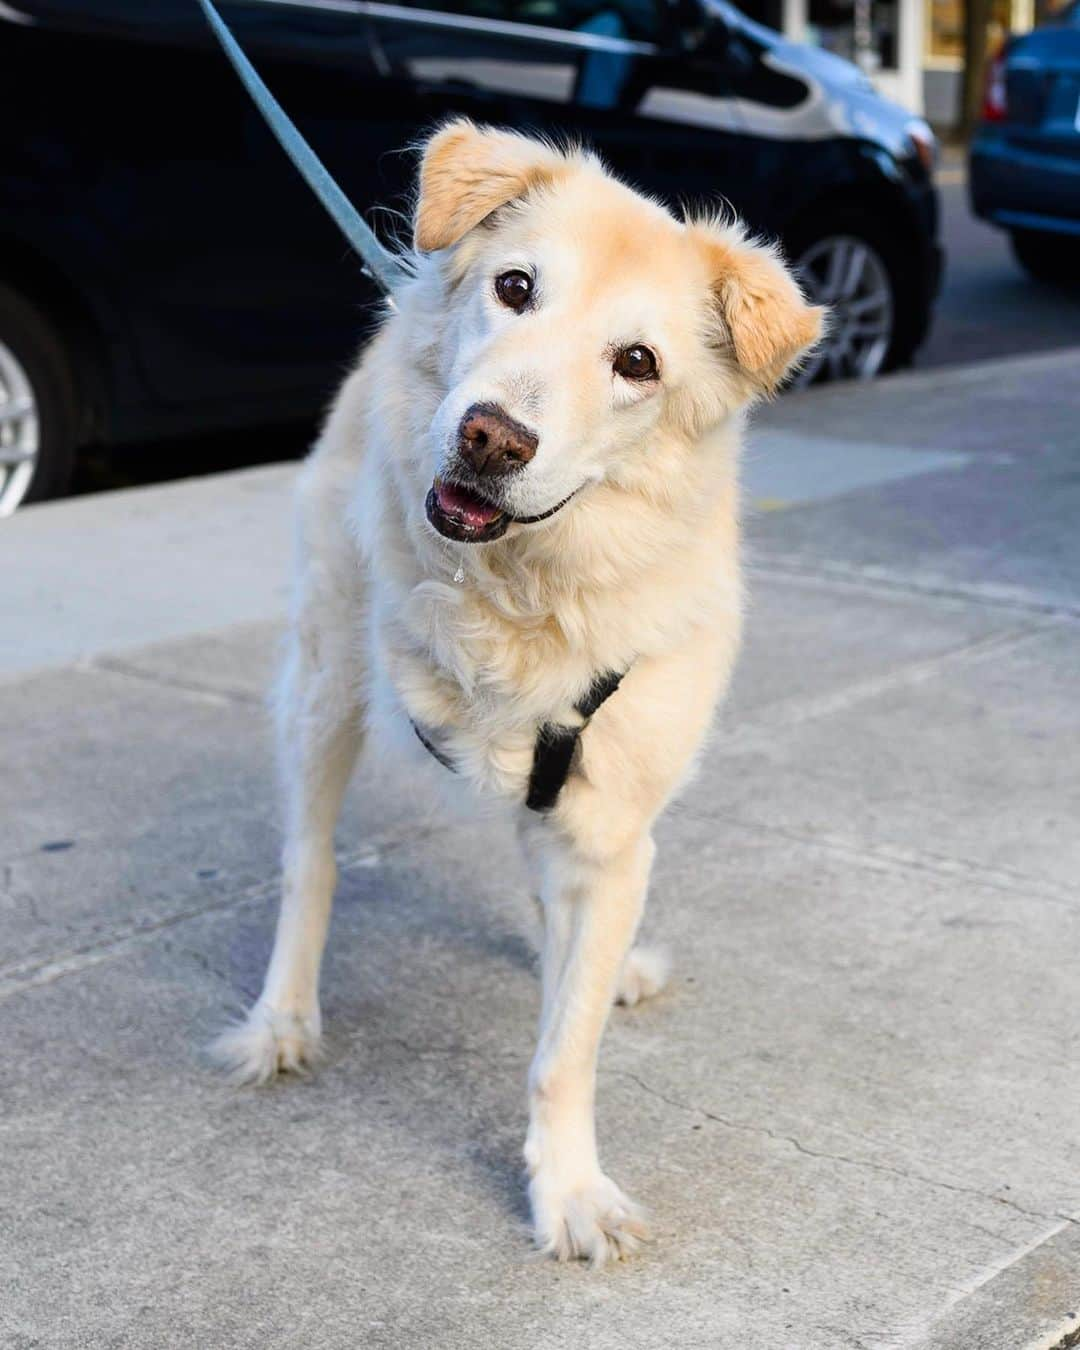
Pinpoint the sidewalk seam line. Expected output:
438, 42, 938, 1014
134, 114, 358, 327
681, 810, 1078, 910
5, 769, 1072, 1002
0, 828, 436, 1004
750, 555, 1080, 622
3, 624, 1069, 997
923, 1219, 1078, 1335
719, 623, 1046, 753
81, 655, 265, 708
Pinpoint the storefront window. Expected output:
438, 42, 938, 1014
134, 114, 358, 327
926, 0, 963, 60
806, 0, 900, 72
926, 0, 1037, 66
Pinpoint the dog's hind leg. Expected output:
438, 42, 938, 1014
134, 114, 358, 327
530, 896, 669, 1009
524, 829, 656, 1264
614, 945, 670, 1007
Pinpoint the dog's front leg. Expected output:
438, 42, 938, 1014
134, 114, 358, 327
211, 624, 363, 1083
525, 829, 655, 1264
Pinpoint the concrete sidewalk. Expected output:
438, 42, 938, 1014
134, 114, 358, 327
3, 349, 1079, 1350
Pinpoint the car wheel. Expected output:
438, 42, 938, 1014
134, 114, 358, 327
782, 204, 931, 387
788, 229, 896, 386
1010, 229, 1080, 285
0, 284, 78, 515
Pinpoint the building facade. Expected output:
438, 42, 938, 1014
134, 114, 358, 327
737, 0, 1057, 124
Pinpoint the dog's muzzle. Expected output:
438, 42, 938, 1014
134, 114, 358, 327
425, 403, 580, 543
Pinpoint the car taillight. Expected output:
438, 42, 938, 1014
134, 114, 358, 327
982, 45, 1008, 122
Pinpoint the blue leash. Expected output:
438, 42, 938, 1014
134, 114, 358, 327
195, 0, 410, 297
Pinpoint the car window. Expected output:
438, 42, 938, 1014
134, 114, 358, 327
514, 0, 659, 41
393, 0, 661, 43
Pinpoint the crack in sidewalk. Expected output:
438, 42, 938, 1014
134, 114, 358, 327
608, 1068, 1080, 1230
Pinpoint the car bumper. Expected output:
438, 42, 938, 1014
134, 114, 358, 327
970, 129, 1080, 234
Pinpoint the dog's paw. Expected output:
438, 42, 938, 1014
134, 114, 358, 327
530, 1172, 649, 1266
208, 1003, 322, 1085
615, 945, 670, 1007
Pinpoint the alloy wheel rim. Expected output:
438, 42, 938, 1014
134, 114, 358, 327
0, 340, 40, 516
792, 235, 894, 386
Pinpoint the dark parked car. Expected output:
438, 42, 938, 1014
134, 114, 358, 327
1, 0, 941, 514
970, 1, 1080, 283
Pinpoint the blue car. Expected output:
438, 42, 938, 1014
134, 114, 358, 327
970, 1, 1080, 281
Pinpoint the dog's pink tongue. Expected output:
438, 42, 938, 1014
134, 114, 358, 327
436, 481, 503, 527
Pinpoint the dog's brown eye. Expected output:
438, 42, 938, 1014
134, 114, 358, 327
495, 270, 533, 310
613, 345, 658, 381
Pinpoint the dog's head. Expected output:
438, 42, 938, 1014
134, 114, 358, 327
411, 120, 824, 544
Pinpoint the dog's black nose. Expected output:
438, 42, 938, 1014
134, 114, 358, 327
457, 403, 538, 476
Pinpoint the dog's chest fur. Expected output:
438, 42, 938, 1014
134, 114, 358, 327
373, 561, 630, 799
362, 489, 737, 807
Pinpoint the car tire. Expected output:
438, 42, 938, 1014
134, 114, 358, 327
1010, 229, 1080, 284
783, 210, 922, 386
0, 283, 78, 515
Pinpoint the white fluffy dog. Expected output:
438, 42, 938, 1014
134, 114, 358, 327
212, 119, 823, 1265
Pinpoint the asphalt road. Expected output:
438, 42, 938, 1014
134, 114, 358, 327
917, 174, 1080, 370
70, 171, 1079, 499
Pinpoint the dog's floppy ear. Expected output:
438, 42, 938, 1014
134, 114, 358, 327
415, 119, 566, 253
691, 224, 825, 393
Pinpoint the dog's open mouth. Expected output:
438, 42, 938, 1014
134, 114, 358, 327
426, 478, 510, 543
426, 477, 583, 544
